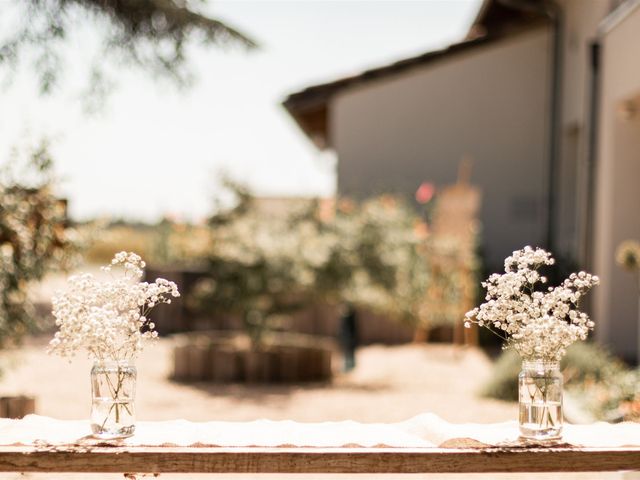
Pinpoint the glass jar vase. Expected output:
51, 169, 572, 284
90, 360, 136, 439
518, 360, 563, 441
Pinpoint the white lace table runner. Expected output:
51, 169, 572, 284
0, 414, 638, 448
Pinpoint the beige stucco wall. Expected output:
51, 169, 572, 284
559, 0, 610, 127
331, 29, 551, 271
593, 4, 640, 360
555, 0, 610, 260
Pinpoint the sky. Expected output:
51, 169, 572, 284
0, 0, 481, 222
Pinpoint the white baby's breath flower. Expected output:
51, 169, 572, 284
464, 246, 599, 362
48, 252, 179, 362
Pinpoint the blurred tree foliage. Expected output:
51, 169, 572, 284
190, 184, 430, 345
314, 196, 430, 325
0, 0, 257, 95
191, 185, 329, 345
0, 143, 80, 345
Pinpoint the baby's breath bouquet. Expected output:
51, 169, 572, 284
465, 246, 599, 440
49, 252, 180, 361
48, 252, 179, 438
464, 246, 599, 362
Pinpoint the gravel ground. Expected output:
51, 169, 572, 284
0, 337, 634, 480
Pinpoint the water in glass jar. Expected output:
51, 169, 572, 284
91, 397, 135, 438
519, 400, 562, 440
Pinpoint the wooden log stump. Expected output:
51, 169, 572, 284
211, 346, 240, 383
188, 341, 212, 381
319, 348, 332, 380
278, 346, 299, 383
172, 337, 191, 381
243, 350, 262, 383
171, 331, 334, 384
263, 349, 280, 383
312, 347, 328, 381
0, 396, 36, 418
297, 347, 315, 381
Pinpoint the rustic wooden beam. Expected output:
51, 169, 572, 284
0, 446, 639, 473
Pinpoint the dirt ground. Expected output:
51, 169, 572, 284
0, 337, 636, 480
1, 336, 515, 423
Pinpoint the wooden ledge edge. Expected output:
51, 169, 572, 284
0, 446, 639, 473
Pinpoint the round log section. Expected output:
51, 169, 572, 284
171, 331, 334, 383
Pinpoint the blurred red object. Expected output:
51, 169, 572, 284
415, 182, 435, 204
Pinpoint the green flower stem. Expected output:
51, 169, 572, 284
525, 371, 556, 431
99, 366, 132, 430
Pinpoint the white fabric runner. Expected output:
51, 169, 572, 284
0, 414, 638, 448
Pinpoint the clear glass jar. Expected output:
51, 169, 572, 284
90, 360, 136, 439
518, 360, 563, 441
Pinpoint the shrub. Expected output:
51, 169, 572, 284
0, 144, 79, 344
480, 349, 521, 401
481, 342, 625, 402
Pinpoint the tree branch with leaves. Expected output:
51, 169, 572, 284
0, 0, 257, 95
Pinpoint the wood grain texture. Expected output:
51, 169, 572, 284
0, 446, 639, 473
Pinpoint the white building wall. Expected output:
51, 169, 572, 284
556, 0, 610, 262
559, 0, 610, 127
331, 29, 552, 271
594, 5, 640, 361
